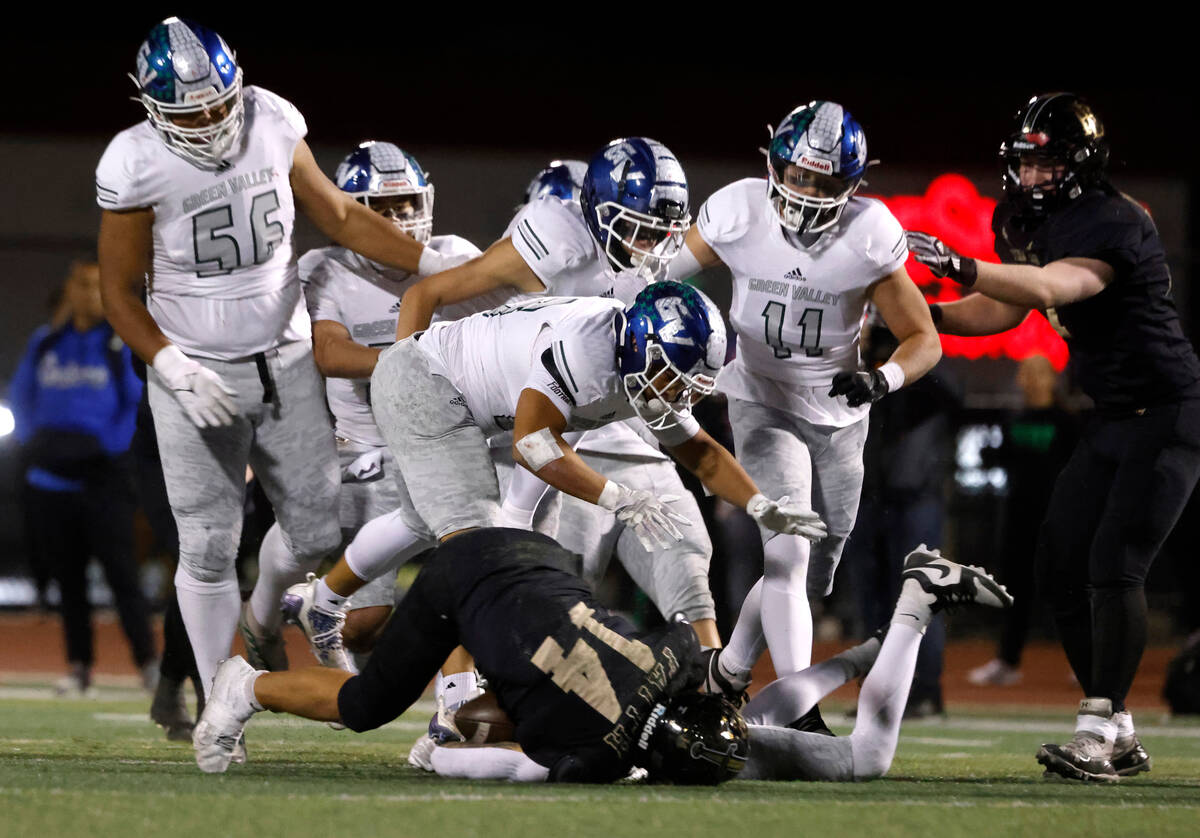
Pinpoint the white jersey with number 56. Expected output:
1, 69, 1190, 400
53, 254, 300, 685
95, 86, 309, 361
695, 177, 907, 426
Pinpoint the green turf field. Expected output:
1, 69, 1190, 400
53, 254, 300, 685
2, 684, 1198, 838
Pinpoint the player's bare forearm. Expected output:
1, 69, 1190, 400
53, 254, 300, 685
936, 293, 1030, 336
396, 239, 545, 339
669, 430, 757, 508
98, 208, 170, 364
518, 445, 610, 505
973, 258, 1113, 309
254, 667, 352, 723
868, 267, 942, 383
312, 320, 381, 378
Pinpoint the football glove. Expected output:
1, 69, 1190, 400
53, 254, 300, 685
829, 369, 890, 407
598, 481, 691, 552
152, 345, 238, 429
746, 494, 827, 542
904, 231, 978, 286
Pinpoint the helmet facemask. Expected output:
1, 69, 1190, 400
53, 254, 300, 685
358, 188, 435, 244
766, 154, 860, 235
135, 68, 245, 170
621, 333, 717, 431
595, 201, 689, 281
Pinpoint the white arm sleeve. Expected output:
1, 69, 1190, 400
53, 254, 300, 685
431, 744, 551, 783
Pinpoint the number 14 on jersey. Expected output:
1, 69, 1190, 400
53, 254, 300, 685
762, 301, 824, 358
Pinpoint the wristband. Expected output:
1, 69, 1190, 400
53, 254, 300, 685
597, 480, 622, 511
417, 246, 447, 277
956, 257, 978, 287
878, 361, 905, 393
928, 302, 943, 327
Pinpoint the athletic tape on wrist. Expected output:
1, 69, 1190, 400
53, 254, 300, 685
878, 361, 905, 393
514, 427, 564, 473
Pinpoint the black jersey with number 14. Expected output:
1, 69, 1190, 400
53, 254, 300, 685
444, 529, 704, 783
993, 189, 1200, 411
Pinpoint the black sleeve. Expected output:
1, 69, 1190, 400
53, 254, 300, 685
1047, 196, 1144, 276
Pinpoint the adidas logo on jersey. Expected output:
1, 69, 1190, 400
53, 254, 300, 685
784, 267, 807, 282
389, 300, 402, 313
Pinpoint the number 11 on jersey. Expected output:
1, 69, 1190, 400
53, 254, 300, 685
762, 301, 824, 358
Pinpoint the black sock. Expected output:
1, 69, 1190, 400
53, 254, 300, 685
1052, 587, 1094, 695
159, 593, 199, 684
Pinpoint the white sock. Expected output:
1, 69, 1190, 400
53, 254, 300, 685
315, 577, 348, 612
849, 622, 923, 779
1076, 698, 1117, 743
343, 508, 434, 582
721, 578, 767, 678
246, 670, 265, 712
174, 564, 241, 700
440, 671, 479, 711
891, 579, 933, 633
249, 523, 314, 632
1114, 710, 1135, 741
760, 533, 813, 674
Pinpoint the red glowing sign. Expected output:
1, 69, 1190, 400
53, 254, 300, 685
872, 174, 1069, 371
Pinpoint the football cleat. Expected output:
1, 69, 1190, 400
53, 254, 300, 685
407, 731, 436, 772
788, 703, 835, 737
900, 545, 1014, 614
281, 574, 357, 673
967, 658, 1023, 687
193, 656, 258, 774
238, 602, 289, 672
701, 648, 749, 708
1037, 732, 1119, 783
1111, 734, 1152, 777
150, 676, 195, 742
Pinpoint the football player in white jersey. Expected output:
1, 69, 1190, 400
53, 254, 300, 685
666, 102, 942, 724
247, 142, 484, 674
95, 19, 455, 702
490, 157, 722, 648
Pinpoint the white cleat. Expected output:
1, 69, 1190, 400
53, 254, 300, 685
901, 544, 1014, 613
193, 656, 259, 774
407, 732, 436, 772
281, 573, 357, 674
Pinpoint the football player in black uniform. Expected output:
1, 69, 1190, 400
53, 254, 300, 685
193, 527, 748, 784
906, 92, 1200, 783
191, 527, 1012, 784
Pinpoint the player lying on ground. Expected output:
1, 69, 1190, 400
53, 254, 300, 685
195, 528, 749, 784
194, 532, 1010, 782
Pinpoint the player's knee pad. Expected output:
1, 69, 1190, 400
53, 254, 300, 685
283, 518, 343, 566
654, 552, 717, 623
175, 522, 238, 583
762, 534, 810, 591
806, 533, 848, 599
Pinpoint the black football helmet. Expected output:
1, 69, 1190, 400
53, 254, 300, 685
999, 92, 1108, 215
635, 693, 749, 785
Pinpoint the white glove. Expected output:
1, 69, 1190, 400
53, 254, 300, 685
746, 493, 828, 542
597, 480, 691, 552
152, 345, 238, 429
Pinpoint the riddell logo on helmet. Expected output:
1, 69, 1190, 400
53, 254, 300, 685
382, 179, 412, 189
1022, 132, 1051, 147
797, 155, 833, 175
183, 89, 220, 104
637, 703, 668, 751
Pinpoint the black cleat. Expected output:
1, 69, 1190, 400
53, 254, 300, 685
788, 703, 835, 737
1036, 733, 1119, 783
702, 648, 748, 709
1111, 735, 1152, 777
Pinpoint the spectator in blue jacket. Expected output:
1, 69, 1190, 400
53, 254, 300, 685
8, 261, 157, 695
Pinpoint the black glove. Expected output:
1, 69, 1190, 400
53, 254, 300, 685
829, 369, 890, 407
904, 231, 978, 286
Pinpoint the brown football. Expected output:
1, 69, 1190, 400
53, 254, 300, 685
453, 691, 516, 744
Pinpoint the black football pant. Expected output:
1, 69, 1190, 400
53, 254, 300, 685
336, 548, 462, 732
1036, 398, 1200, 712
27, 462, 156, 670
